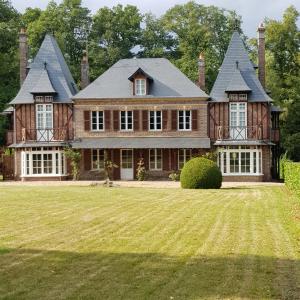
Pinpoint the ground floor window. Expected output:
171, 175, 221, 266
178, 149, 192, 169
91, 149, 105, 170
149, 149, 162, 170
21, 147, 66, 176
218, 146, 262, 175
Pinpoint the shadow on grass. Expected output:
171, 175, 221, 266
1, 248, 299, 299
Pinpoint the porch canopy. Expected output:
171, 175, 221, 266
72, 137, 210, 149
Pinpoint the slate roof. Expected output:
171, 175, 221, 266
210, 31, 272, 102
73, 58, 209, 100
72, 137, 211, 149
225, 69, 251, 92
30, 68, 56, 94
10, 34, 78, 104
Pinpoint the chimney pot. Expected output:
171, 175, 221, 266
19, 28, 28, 87
197, 52, 206, 91
257, 22, 266, 89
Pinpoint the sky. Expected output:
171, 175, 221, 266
10, 0, 300, 38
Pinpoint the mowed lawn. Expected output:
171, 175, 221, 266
0, 185, 300, 300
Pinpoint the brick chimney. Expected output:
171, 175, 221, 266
19, 28, 28, 87
80, 50, 89, 89
198, 52, 205, 91
258, 22, 266, 89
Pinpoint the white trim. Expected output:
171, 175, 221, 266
21, 147, 66, 177
135, 79, 146, 96
217, 146, 263, 176
120, 149, 134, 180
149, 110, 162, 131
149, 149, 162, 170
229, 102, 247, 139
90, 111, 105, 132
36, 103, 53, 141
120, 111, 133, 131
178, 110, 192, 131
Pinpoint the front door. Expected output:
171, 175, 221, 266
36, 104, 53, 141
121, 149, 133, 180
230, 102, 247, 139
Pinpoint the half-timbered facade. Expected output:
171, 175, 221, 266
72, 58, 210, 180
6, 31, 77, 180
209, 26, 280, 181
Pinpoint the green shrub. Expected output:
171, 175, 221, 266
180, 157, 222, 189
283, 161, 300, 194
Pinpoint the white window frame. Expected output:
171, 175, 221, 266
21, 147, 66, 177
91, 111, 104, 131
36, 103, 53, 130
149, 149, 162, 170
178, 110, 191, 131
230, 102, 247, 139
120, 111, 133, 131
135, 79, 146, 96
149, 110, 162, 131
178, 149, 192, 169
91, 149, 105, 170
217, 146, 262, 176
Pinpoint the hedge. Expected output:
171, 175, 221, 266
283, 161, 300, 194
180, 157, 222, 189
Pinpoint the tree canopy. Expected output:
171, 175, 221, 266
0, 0, 299, 159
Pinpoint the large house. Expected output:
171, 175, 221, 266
2, 24, 280, 182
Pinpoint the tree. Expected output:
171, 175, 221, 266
88, 4, 142, 81
161, 1, 242, 91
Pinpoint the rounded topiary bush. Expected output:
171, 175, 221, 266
180, 157, 222, 189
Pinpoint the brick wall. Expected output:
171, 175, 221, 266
74, 98, 208, 139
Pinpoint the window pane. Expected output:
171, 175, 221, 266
230, 152, 239, 173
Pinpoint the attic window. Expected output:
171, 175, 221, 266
45, 96, 53, 102
135, 79, 146, 96
229, 94, 247, 101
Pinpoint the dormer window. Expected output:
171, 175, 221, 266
135, 79, 146, 96
229, 94, 248, 101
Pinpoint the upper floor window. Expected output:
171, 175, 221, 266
239, 94, 247, 101
35, 96, 44, 102
178, 110, 191, 131
92, 149, 105, 170
120, 111, 133, 131
178, 149, 192, 169
149, 149, 162, 170
135, 79, 146, 96
149, 111, 162, 131
91, 111, 104, 131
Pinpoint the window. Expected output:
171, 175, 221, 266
178, 149, 192, 169
45, 96, 53, 102
35, 96, 44, 102
239, 94, 247, 100
149, 111, 162, 131
149, 149, 162, 170
135, 79, 146, 95
218, 146, 262, 175
120, 111, 133, 131
230, 102, 247, 139
178, 110, 191, 131
91, 111, 104, 131
92, 149, 105, 170
229, 94, 248, 101
21, 148, 66, 177
36, 104, 53, 141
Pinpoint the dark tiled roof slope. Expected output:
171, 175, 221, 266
210, 31, 272, 102
73, 58, 208, 99
10, 34, 78, 104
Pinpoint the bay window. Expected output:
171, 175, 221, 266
218, 146, 262, 175
21, 147, 66, 177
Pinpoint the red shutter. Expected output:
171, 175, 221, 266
192, 110, 198, 131
113, 110, 119, 131
171, 110, 177, 131
105, 111, 110, 131
84, 149, 91, 171
171, 149, 178, 170
162, 149, 169, 171
84, 111, 90, 131
134, 110, 139, 131
142, 110, 148, 131
162, 110, 168, 130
